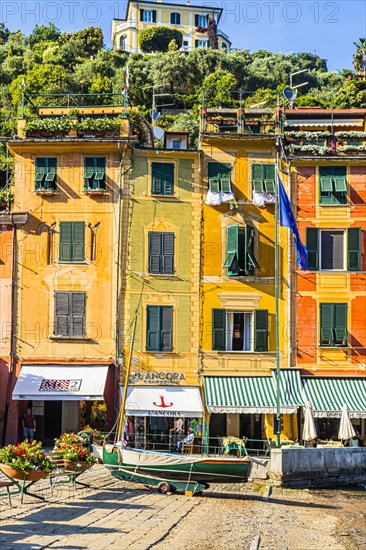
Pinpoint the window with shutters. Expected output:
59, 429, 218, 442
151, 162, 175, 196
319, 166, 347, 205
59, 222, 85, 262
146, 306, 173, 352
252, 164, 276, 195
195, 14, 208, 27
170, 12, 181, 25
140, 9, 156, 22
54, 292, 86, 337
195, 39, 209, 48
35, 158, 57, 191
84, 157, 106, 191
306, 227, 362, 272
320, 303, 348, 347
208, 162, 232, 193
212, 309, 268, 352
148, 232, 175, 274
224, 225, 259, 276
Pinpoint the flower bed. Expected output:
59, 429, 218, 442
0, 441, 54, 474
285, 144, 330, 156
25, 117, 121, 137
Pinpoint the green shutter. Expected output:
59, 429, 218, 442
208, 162, 221, 193
55, 292, 70, 336
152, 163, 162, 194
334, 176, 347, 192
147, 306, 160, 351
162, 233, 174, 274
334, 304, 347, 345
148, 232, 162, 273
44, 158, 57, 189
306, 228, 319, 271
320, 176, 333, 192
245, 225, 259, 274
320, 304, 334, 346
254, 310, 268, 352
161, 306, 173, 352
252, 164, 264, 193
84, 157, 95, 189
35, 158, 46, 189
348, 228, 361, 271
263, 165, 275, 194
94, 157, 106, 189
140, 8, 144, 21
212, 309, 226, 351
162, 163, 174, 195
59, 222, 72, 262
152, 10, 157, 22
72, 222, 85, 262
71, 292, 86, 337
225, 225, 239, 276
220, 164, 232, 193
195, 14, 199, 26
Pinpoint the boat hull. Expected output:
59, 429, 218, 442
103, 447, 251, 485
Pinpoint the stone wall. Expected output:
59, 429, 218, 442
270, 448, 366, 487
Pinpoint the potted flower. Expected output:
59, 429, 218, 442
56, 442, 96, 472
0, 441, 54, 481
81, 425, 105, 445
54, 432, 83, 448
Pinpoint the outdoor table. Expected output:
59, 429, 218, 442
222, 437, 247, 457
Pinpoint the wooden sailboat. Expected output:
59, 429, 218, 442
103, 317, 251, 494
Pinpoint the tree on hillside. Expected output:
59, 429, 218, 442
334, 79, 366, 108
139, 27, 183, 53
28, 23, 61, 48
203, 70, 238, 107
60, 27, 104, 58
0, 23, 10, 45
353, 38, 366, 77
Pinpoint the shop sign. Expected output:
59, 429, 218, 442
39, 379, 82, 392
129, 372, 186, 385
315, 411, 366, 419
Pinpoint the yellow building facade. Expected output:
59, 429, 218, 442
112, 0, 231, 54
5, 108, 132, 443
199, 113, 299, 447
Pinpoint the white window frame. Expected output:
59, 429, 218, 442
197, 39, 209, 49
172, 140, 182, 150
197, 15, 208, 27
142, 10, 154, 22
225, 311, 253, 352
319, 229, 346, 272
170, 12, 181, 25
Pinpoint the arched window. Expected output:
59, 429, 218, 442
119, 35, 127, 51
222, 43, 228, 53
170, 12, 181, 25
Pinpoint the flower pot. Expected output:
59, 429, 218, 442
0, 463, 48, 481
63, 460, 91, 472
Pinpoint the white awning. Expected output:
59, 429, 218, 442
123, 386, 204, 417
285, 119, 364, 127
13, 365, 108, 401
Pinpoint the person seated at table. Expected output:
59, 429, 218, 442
176, 428, 195, 453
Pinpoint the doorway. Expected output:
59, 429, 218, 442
44, 401, 62, 442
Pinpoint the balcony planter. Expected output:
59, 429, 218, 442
63, 460, 92, 473
0, 464, 49, 481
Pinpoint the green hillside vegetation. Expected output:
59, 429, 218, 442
0, 22, 365, 201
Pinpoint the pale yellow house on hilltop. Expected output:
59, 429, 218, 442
112, 0, 231, 54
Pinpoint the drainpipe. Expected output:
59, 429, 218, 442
114, 142, 134, 423
2, 223, 17, 445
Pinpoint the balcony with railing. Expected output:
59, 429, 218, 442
200, 108, 278, 136
15, 93, 131, 140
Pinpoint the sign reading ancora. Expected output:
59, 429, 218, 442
129, 372, 186, 385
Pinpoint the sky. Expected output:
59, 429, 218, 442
1, 0, 365, 71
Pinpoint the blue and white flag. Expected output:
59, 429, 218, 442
278, 176, 308, 270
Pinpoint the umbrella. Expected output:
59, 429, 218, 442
338, 405, 356, 442
302, 402, 317, 442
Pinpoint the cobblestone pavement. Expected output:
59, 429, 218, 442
0, 465, 365, 549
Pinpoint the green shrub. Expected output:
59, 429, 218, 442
139, 27, 183, 53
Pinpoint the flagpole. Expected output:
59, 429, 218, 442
275, 148, 281, 449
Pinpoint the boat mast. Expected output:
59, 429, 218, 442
275, 144, 281, 449
116, 315, 138, 442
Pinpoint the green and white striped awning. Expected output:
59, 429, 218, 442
271, 369, 305, 409
302, 378, 366, 418
204, 376, 300, 415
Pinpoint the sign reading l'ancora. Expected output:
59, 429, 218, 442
129, 372, 186, 385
